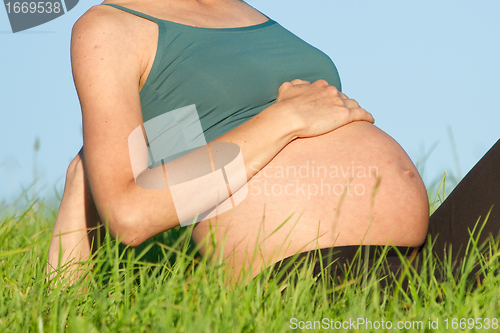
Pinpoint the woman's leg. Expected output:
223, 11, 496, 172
425, 139, 500, 263
47, 147, 104, 284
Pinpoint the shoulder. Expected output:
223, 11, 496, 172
70, 4, 154, 65
69, 5, 145, 103
71, 5, 130, 43
70, 5, 131, 62
70, 4, 148, 75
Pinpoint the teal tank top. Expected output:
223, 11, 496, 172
103, 3, 342, 166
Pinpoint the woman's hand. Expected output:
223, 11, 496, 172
275, 79, 375, 139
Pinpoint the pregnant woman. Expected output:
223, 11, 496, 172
47, 0, 499, 286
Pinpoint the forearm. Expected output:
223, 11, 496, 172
119, 102, 297, 243
211, 103, 297, 179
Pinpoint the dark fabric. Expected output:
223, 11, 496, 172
271, 139, 500, 289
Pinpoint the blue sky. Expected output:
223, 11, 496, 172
1, 0, 499, 207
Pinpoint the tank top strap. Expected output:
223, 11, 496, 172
102, 3, 161, 24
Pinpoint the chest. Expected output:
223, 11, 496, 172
140, 24, 342, 118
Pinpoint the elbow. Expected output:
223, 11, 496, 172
99, 181, 179, 247
106, 207, 149, 247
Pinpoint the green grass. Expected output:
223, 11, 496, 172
1, 177, 500, 333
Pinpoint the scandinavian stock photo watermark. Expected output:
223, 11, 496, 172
249, 160, 379, 200
3, 0, 79, 32
127, 104, 248, 227
290, 317, 499, 330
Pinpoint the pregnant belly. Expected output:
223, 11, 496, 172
192, 121, 429, 278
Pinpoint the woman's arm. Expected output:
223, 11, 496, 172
73, 6, 373, 247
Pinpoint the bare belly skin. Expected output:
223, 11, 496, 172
191, 121, 429, 280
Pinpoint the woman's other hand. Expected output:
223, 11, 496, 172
275, 79, 375, 139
